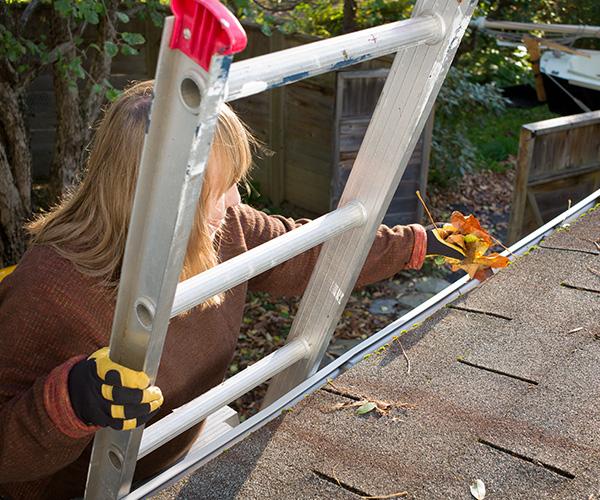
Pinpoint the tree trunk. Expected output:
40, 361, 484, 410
343, 0, 357, 34
49, 2, 119, 199
50, 69, 86, 199
0, 82, 32, 266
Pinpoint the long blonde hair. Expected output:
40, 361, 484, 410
28, 81, 254, 306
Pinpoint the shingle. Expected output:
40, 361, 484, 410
539, 205, 600, 254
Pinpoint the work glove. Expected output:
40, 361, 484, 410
425, 224, 495, 281
425, 224, 465, 260
68, 347, 163, 431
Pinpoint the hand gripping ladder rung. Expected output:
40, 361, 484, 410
84, 0, 477, 498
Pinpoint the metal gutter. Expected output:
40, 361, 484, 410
126, 188, 600, 499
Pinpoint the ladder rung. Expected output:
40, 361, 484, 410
138, 338, 309, 458
171, 201, 367, 317
226, 14, 442, 101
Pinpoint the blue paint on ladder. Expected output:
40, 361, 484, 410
267, 54, 374, 90
331, 54, 371, 71
282, 71, 311, 85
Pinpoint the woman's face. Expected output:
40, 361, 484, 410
206, 183, 241, 237
205, 149, 242, 237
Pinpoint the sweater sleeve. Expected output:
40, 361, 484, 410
233, 204, 426, 297
0, 252, 106, 483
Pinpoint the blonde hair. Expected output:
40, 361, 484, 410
28, 81, 254, 307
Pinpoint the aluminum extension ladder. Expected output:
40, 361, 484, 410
84, 0, 477, 497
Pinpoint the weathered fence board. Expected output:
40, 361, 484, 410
333, 68, 432, 225
508, 110, 600, 243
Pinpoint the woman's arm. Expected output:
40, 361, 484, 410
0, 287, 161, 483
0, 278, 100, 482
231, 204, 426, 297
0, 356, 97, 482
0, 252, 105, 482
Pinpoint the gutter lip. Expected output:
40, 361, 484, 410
127, 188, 600, 500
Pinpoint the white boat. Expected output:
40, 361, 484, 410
470, 18, 600, 114
540, 49, 600, 92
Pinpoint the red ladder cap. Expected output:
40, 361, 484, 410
170, 0, 247, 71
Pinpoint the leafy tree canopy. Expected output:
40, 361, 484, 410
1, 0, 166, 101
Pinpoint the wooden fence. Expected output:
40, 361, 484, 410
507, 110, 600, 243
27, 22, 431, 224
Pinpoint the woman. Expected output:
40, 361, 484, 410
0, 81, 462, 499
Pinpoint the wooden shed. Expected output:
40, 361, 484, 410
26, 22, 431, 225
232, 25, 432, 225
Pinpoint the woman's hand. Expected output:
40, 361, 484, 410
425, 224, 465, 260
68, 347, 163, 430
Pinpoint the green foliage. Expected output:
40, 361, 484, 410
0, 0, 166, 100
459, 43, 533, 87
231, 0, 414, 38
429, 67, 508, 186
465, 105, 556, 172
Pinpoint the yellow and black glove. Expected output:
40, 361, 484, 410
425, 224, 465, 260
68, 347, 163, 431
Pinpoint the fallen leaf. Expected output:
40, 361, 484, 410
470, 479, 486, 500
356, 402, 377, 415
451, 212, 493, 245
436, 211, 510, 280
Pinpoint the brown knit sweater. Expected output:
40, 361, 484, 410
0, 204, 425, 500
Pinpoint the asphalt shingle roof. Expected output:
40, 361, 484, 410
154, 205, 600, 499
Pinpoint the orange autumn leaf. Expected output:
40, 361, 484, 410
436, 211, 510, 280
446, 234, 466, 250
450, 211, 493, 245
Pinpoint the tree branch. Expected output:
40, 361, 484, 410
0, 81, 32, 212
252, 0, 304, 13
0, 58, 18, 87
19, 0, 42, 32
82, 0, 119, 127
125, 4, 146, 18
22, 41, 75, 90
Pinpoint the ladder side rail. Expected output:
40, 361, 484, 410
138, 338, 309, 458
84, 12, 241, 499
264, 0, 478, 406
226, 14, 442, 102
172, 201, 366, 317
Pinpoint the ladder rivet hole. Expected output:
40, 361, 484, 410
135, 297, 155, 331
180, 77, 202, 113
108, 450, 122, 471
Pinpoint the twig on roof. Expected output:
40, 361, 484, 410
416, 190, 438, 229
325, 381, 414, 415
396, 339, 411, 375
587, 266, 600, 278
579, 237, 600, 252
361, 492, 408, 499
332, 465, 342, 487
